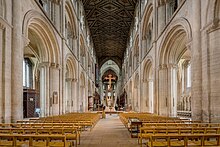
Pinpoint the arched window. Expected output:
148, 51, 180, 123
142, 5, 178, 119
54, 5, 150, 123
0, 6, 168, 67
23, 58, 33, 89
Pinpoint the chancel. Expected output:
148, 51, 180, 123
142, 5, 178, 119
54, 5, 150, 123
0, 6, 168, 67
0, 0, 220, 146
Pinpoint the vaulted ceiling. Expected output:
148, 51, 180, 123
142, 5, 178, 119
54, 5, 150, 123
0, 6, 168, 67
82, 0, 137, 67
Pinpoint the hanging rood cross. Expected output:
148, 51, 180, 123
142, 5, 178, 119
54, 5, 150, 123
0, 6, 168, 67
105, 74, 116, 90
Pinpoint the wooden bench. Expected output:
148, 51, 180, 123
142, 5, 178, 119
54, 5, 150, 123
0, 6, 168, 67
138, 127, 220, 146
0, 128, 79, 146
0, 134, 71, 146
145, 134, 220, 147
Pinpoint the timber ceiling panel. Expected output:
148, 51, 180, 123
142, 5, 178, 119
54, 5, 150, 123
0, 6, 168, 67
82, 0, 137, 67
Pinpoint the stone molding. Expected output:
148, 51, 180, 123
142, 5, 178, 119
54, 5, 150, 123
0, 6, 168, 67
0, 23, 5, 29
38, 62, 50, 68
22, 35, 30, 47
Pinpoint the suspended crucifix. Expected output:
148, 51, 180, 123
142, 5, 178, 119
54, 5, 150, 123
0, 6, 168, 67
105, 74, 116, 91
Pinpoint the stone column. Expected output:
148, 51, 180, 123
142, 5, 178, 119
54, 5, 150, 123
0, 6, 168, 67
148, 79, 154, 113
0, 23, 4, 123
141, 79, 148, 112
167, 64, 178, 117
65, 78, 73, 112
11, 0, 23, 122
158, 64, 168, 116
39, 62, 50, 117
72, 78, 77, 112
191, 0, 202, 121
50, 63, 60, 115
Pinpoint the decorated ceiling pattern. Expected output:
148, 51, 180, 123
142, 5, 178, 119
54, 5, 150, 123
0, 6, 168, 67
82, 0, 137, 67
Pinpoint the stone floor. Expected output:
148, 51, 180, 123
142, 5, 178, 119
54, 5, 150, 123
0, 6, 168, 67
79, 114, 140, 147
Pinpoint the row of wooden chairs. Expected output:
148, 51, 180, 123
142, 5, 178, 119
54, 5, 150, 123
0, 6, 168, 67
138, 126, 220, 146
0, 127, 79, 146
0, 134, 72, 147
142, 122, 220, 128
146, 134, 220, 147
119, 113, 187, 127
0, 113, 100, 146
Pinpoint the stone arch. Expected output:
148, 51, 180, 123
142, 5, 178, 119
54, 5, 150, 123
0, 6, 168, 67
159, 18, 192, 65
22, 10, 60, 65
142, 2, 153, 39
206, 0, 220, 25
80, 35, 86, 67
65, 0, 77, 39
99, 56, 121, 69
142, 58, 154, 113
141, 2, 153, 55
65, 54, 77, 79
65, 54, 77, 112
22, 10, 61, 117
158, 18, 192, 117
133, 35, 139, 70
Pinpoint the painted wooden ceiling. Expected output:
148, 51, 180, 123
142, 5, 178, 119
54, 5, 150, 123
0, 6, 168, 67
82, 0, 137, 67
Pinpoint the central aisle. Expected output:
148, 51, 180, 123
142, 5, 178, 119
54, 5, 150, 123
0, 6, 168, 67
80, 114, 139, 147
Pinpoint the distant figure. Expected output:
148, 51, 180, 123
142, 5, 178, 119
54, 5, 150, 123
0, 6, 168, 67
102, 106, 106, 119
35, 108, 40, 117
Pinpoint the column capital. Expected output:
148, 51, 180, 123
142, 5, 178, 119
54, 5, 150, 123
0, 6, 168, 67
167, 63, 178, 69
142, 79, 148, 83
158, 64, 167, 70
157, 0, 166, 7
66, 78, 73, 82
38, 62, 50, 68
51, 0, 61, 5
50, 63, 60, 69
